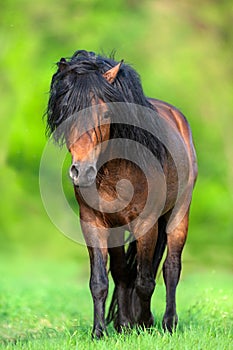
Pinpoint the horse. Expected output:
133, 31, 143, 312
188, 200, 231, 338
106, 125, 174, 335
45, 50, 197, 338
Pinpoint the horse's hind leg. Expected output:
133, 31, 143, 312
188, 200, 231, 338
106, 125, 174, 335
108, 231, 132, 331
162, 210, 189, 333
132, 223, 158, 327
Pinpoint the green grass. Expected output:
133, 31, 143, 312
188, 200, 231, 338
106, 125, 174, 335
0, 257, 232, 349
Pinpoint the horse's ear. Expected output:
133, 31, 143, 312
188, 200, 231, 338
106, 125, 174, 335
103, 60, 123, 83
57, 58, 68, 72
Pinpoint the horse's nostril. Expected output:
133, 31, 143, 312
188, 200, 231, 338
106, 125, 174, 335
70, 164, 79, 179
86, 165, 97, 180
69, 163, 96, 186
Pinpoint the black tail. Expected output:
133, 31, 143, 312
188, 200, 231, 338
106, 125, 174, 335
153, 216, 167, 278
106, 217, 167, 325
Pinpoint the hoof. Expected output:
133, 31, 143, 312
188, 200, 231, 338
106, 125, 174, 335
139, 312, 154, 328
162, 314, 178, 334
116, 323, 132, 334
91, 327, 108, 339
114, 316, 133, 333
146, 313, 154, 328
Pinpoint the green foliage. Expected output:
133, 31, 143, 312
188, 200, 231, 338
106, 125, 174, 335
0, 0, 232, 267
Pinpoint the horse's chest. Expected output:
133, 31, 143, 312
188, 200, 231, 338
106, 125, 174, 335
96, 170, 148, 226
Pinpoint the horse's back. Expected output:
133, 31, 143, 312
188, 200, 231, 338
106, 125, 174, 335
149, 98, 198, 183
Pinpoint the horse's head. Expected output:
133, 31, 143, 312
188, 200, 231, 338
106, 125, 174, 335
67, 62, 122, 187
46, 50, 152, 187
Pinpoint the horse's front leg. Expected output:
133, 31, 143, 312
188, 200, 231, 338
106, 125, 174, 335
82, 220, 109, 339
132, 223, 158, 327
87, 245, 108, 338
162, 210, 189, 333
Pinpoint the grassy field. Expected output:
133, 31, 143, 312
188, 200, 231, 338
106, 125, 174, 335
0, 257, 232, 350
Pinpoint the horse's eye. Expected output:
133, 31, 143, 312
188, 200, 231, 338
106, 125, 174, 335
103, 111, 111, 119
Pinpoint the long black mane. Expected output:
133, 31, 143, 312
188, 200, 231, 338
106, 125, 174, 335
46, 50, 165, 162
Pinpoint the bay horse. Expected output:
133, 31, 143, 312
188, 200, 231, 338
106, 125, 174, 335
45, 50, 197, 338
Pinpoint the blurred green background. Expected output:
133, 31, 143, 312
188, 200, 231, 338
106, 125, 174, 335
1, 0, 232, 271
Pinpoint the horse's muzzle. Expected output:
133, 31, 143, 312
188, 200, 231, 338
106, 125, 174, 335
69, 162, 97, 187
